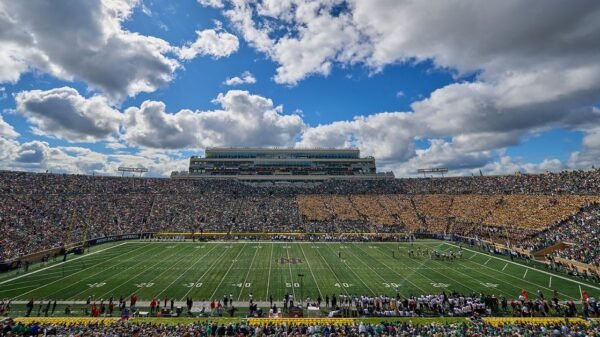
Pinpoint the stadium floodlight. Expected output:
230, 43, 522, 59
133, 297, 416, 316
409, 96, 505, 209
118, 166, 149, 177
417, 167, 448, 178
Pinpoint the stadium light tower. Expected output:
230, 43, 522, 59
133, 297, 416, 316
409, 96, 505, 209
417, 167, 448, 178
118, 166, 148, 177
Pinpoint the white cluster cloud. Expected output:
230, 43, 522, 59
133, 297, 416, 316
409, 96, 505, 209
0, 0, 179, 101
0, 114, 18, 138
15, 87, 123, 142
199, 0, 600, 174
7, 78, 600, 176
0, 136, 189, 177
218, 1, 600, 85
12, 87, 305, 151
178, 28, 240, 60
0, 1, 240, 101
1, 1, 600, 176
224, 71, 257, 86
197, 0, 224, 8
122, 89, 305, 148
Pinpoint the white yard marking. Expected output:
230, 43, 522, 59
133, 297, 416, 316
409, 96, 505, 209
339, 254, 376, 296
445, 242, 600, 291
87, 282, 106, 288
351, 244, 427, 294
334, 283, 352, 288
502, 263, 508, 271
298, 243, 323, 300
237, 243, 260, 301
382, 282, 400, 288
549, 277, 552, 288
480, 282, 498, 288
423, 246, 495, 296
134, 282, 154, 288
522, 269, 528, 279
180, 246, 231, 301
71, 244, 175, 300
459, 250, 575, 299
11, 243, 150, 299
0, 242, 128, 286
285, 245, 297, 299
0, 284, 39, 292
209, 243, 247, 300
183, 282, 203, 288
154, 244, 218, 299
122, 244, 202, 299
313, 244, 349, 295
484, 258, 491, 265
265, 243, 274, 301
430, 283, 449, 288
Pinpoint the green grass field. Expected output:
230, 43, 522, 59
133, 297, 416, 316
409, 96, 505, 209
1, 240, 598, 304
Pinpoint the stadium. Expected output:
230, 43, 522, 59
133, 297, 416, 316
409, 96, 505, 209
1, 147, 599, 335
2, 1, 600, 335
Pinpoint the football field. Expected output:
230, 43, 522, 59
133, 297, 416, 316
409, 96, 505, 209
1, 240, 598, 303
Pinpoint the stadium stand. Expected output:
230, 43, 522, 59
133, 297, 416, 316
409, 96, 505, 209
0, 170, 599, 270
2, 317, 598, 336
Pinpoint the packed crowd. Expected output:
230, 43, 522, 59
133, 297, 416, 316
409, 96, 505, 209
528, 205, 600, 268
1, 170, 599, 263
2, 168, 599, 196
298, 195, 598, 236
2, 318, 599, 336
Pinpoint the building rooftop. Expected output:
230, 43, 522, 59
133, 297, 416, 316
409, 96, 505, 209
204, 147, 360, 152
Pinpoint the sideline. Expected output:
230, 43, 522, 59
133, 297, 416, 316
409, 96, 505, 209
0, 242, 128, 286
444, 242, 600, 291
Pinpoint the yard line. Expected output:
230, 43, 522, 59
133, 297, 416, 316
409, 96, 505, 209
2, 284, 41, 292
469, 253, 477, 260
298, 243, 323, 300
179, 246, 232, 301
12, 243, 151, 300
329, 244, 376, 296
351, 244, 428, 294
237, 244, 260, 301
285, 245, 297, 300
265, 243, 274, 302
484, 258, 491, 265
313, 243, 349, 295
66, 243, 173, 300
458, 252, 574, 299
428, 246, 511, 297
343, 244, 408, 295
502, 263, 508, 271
414, 244, 481, 294
523, 269, 528, 279
154, 244, 218, 299
118, 244, 196, 300
446, 244, 579, 299
549, 277, 552, 288
209, 243, 247, 301
445, 242, 600, 291
0, 242, 129, 286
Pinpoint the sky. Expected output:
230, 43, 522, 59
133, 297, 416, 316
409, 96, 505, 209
0, 0, 599, 177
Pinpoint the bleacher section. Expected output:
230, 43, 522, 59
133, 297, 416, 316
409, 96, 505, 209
1, 170, 599, 270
